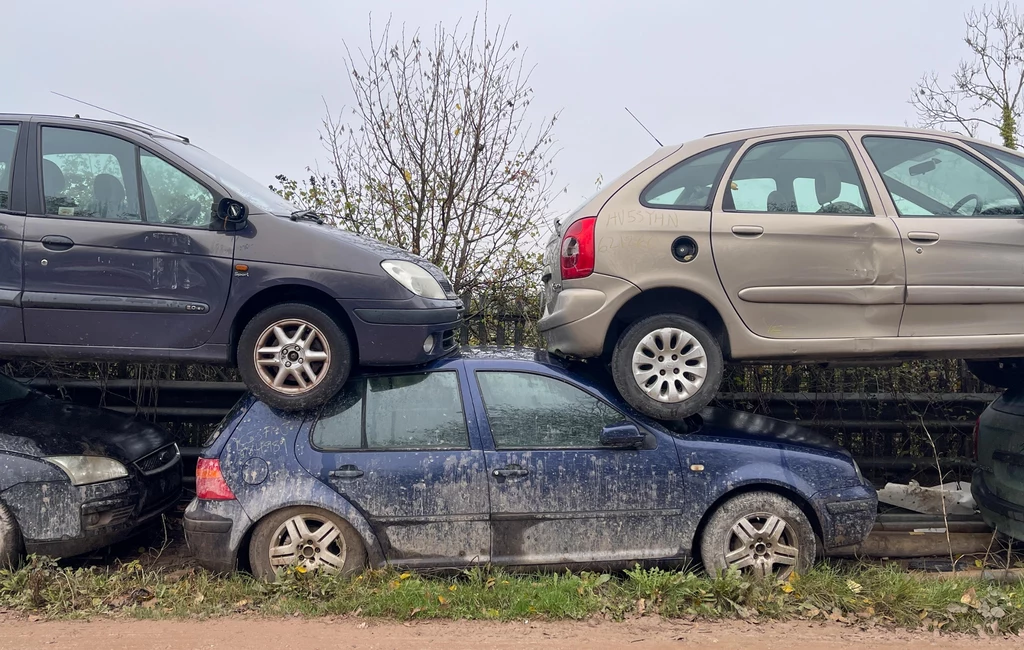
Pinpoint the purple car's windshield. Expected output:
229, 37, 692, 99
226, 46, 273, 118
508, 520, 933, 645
161, 139, 299, 216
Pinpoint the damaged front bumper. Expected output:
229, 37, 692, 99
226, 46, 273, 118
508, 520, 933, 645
14, 460, 183, 559
812, 482, 878, 549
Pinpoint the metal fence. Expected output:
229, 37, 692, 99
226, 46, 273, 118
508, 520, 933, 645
2, 311, 997, 485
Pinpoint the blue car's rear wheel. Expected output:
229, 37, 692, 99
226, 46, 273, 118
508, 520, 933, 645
238, 303, 352, 411
249, 506, 366, 581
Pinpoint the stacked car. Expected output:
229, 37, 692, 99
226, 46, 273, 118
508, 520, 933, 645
18, 115, 1024, 577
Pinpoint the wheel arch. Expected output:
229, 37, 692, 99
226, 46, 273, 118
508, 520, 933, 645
602, 287, 732, 360
689, 480, 824, 565
241, 498, 386, 569
229, 285, 358, 365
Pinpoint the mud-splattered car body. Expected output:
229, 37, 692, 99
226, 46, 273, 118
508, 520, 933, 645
0, 373, 182, 560
184, 349, 876, 574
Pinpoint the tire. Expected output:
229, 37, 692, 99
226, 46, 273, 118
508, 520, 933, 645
237, 302, 352, 411
249, 506, 366, 581
700, 491, 816, 580
611, 314, 724, 420
967, 359, 1024, 389
0, 500, 23, 570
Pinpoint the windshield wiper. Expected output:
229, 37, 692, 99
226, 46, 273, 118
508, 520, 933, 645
289, 209, 328, 225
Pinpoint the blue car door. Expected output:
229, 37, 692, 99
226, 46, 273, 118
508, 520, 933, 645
294, 363, 492, 567
0, 121, 24, 344
468, 363, 688, 566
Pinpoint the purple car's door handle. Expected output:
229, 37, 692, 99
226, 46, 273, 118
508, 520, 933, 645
41, 235, 74, 251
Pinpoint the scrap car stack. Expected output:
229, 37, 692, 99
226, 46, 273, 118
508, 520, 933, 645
3, 115, 1024, 577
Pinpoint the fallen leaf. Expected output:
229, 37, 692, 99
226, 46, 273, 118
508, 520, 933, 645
194, 594, 205, 604
399, 572, 412, 580
438, 596, 447, 605
410, 607, 423, 616
781, 583, 795, 594
448, 585, 457, 592
961, 588, 979, 609
846, 579, 862, 594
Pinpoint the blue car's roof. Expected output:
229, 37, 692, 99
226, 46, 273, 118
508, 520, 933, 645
358, 346, 848, 458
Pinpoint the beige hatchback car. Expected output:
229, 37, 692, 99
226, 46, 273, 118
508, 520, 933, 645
539, 125, 1024, 419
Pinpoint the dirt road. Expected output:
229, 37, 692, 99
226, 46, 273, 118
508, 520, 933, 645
1, 617, 1020, 649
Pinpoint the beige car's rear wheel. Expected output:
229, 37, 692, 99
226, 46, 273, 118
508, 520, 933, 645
611, 314, 723, 420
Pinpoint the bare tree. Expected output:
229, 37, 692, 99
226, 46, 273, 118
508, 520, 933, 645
910, 2, 1024, 148
274, 11, 559, 311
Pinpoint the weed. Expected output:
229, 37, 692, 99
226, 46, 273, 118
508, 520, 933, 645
2, 557, 1024, 635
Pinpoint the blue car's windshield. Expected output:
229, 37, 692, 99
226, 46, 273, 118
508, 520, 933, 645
161, 139, 299, 216
0, 374, 30, 405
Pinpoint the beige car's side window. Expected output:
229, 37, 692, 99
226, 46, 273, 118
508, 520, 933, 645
863, 136, 1024, 217
640, 144, 737, 210
724, 136, 870, 215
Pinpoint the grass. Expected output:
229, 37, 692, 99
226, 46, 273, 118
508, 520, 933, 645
2, 556, 1024, 635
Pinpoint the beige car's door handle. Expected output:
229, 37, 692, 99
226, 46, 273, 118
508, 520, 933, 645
907, 231, 940, 243
731, 225, 764, 237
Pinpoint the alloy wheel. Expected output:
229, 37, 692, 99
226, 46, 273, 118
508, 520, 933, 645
268, 513, 348, 573
254, 319, 331, 395
723, 512, 800, 579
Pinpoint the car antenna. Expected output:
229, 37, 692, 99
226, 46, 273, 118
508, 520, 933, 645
50, 91, 190, 143
625, 107, 663, 147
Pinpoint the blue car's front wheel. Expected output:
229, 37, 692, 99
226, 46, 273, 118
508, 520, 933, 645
700, 491, 816, 580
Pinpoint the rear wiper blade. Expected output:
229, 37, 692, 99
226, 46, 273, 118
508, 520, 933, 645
289, 209, 328, 224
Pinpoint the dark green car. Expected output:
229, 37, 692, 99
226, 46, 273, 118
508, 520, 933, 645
973, 389, 1024, 541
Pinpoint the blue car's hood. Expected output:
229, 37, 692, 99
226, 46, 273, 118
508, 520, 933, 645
695, 407, 849, 457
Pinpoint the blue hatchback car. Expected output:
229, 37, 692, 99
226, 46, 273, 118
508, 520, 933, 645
184, 349, 876, 580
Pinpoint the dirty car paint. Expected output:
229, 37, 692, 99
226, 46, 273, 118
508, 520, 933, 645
0, 376, 182, 559
186, 349, 878, 572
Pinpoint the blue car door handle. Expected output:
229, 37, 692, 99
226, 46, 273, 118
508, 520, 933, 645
492, 466, 529, 478
329, 465, 364, 480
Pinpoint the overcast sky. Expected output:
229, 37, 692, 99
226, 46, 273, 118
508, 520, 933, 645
7, 0, 984, 220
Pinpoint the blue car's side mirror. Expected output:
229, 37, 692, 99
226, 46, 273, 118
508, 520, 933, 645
600, 423, 646, 449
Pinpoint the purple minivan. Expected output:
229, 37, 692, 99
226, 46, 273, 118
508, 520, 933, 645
0, 115, 462, 410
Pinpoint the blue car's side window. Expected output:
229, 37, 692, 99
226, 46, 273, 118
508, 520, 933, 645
476, 371, 625, 449
312, 371, 469, 450
312, 381, 365, 449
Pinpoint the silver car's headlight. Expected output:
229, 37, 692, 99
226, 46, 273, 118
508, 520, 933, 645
381, 260, 447, 299
46, 456, 129, 486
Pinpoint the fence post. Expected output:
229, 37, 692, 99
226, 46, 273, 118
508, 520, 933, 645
495, 320, 506, 347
